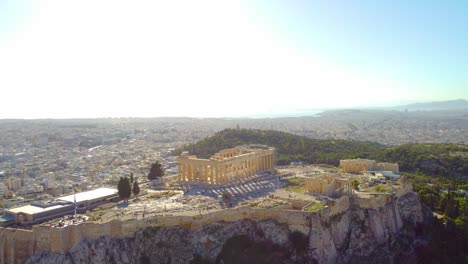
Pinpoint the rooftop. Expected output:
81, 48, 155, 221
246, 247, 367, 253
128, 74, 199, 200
58, 187, 117, 203
0, 214, 14, 222
7, 204, 70, 215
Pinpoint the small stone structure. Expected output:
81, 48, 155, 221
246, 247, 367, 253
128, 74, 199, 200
304, 174, 355, 197
339, 159, 399, 174
177, 145, 275, 184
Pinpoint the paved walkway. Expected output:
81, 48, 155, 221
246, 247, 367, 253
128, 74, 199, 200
272, 189, 316, 202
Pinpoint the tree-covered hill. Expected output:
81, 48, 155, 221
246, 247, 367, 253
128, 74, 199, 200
381, 143, 468, 177
176, 129, 468, 178
176, 129, 383, 165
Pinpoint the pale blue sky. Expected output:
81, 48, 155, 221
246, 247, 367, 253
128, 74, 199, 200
0, 0, 467, 118
246, 1, 468, 100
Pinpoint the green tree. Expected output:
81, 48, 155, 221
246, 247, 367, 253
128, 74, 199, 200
374, 185, 383, 192
118, 177, 132, 203
148, 161, 164, 181
132, 181, 140, 196
222, 191, 232, 200
352, 179, 360, 190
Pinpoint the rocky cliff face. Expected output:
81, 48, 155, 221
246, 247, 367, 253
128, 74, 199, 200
26, 192, 425, 264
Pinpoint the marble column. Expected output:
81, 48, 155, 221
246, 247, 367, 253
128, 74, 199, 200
202, 165, 206, 183
220, 165, 226, 183
177, 163, 182, 181
209, 166, 214, 184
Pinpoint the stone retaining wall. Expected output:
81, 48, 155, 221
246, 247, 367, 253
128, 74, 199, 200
0, 187, 413, 264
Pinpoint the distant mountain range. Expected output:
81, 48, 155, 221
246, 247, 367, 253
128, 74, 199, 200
390, 99, 468, 111
239, 99, 468, 118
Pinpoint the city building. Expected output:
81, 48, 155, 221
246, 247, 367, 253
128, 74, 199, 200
57, 187, 119, 212
0, 187, 118, 226
2, 201, 74, 226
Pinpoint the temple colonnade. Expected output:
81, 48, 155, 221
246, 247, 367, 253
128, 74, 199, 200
177, 146, 275, 185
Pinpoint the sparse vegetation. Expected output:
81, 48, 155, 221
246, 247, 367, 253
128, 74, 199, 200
282, 177, 306, 193
250, 198, 288, 209
304, 202, 324, 212
148, 191, 178, 199
373, 184, 391, 193
352, 179, 360, 190
193, 214, 204, 219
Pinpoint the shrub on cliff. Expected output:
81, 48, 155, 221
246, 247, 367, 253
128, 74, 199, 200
118, 177, 132, 203
132, 181, 140, 196
148, 161, 164, 181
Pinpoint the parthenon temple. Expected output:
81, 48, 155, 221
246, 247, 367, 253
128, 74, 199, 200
177, 145, 275, 185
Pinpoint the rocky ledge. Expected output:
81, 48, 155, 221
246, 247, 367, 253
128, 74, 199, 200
27, 192, 427, 264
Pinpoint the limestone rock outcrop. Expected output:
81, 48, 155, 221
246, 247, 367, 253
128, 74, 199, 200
26, 192, 426, 264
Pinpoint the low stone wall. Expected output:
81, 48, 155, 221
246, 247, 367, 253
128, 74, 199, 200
0, 187, 414, 264
355, 195, 390, 209
0, 207, 317, 264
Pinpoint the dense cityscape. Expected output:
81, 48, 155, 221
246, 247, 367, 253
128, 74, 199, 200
1, 108, 467, 211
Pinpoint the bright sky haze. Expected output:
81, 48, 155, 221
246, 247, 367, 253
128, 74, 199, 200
1, 0, 467, 118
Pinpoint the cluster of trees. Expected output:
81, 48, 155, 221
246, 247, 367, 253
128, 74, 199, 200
176, 129, 468, 178
407, 172, 468, 262
378, 143, 468, 177
117, 173, 140, 203
416, 215, 468, 263
408, 172, 468, 230
117, 162, 165, 203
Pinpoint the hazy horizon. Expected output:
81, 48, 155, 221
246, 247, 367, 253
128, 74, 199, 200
1, 98, 467, 120
1, 1, 467, 119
